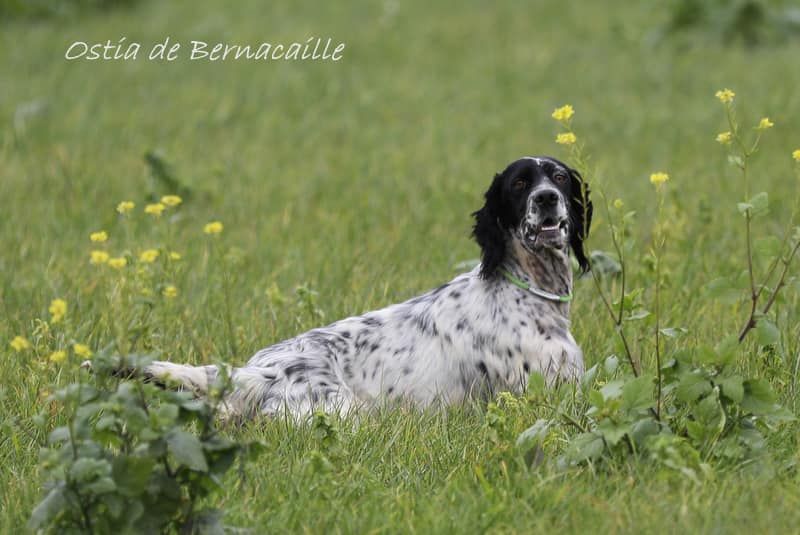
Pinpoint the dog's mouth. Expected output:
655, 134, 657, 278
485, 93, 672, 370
525, 217, 568, 247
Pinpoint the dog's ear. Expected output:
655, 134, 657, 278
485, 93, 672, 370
472, 172, 507, 279
568, 167, 593, 273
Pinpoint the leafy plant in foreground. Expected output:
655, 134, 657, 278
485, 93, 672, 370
518, 94, 798, 475
29, 351, 262, 534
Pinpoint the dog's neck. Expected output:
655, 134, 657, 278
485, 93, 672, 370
504, 239, 573, 313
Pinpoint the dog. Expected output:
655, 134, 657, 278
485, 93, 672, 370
138, 156, 592, 418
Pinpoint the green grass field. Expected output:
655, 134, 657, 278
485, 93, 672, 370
3, 1, 800, 532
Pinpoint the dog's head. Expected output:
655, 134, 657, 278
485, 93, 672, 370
472, 156, 593, 279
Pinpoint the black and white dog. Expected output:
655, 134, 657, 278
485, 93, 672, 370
142, 156, 593, 418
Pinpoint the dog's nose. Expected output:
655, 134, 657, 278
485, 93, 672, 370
533, 189, 559, 208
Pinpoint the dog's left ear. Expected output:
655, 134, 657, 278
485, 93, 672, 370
472, 172, 508, 279
568, 167, 593, 273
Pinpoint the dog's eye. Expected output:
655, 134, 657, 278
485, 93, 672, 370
553, 173, 567, 184
512, 178, 527, 191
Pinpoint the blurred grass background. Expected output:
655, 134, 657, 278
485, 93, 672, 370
2, 0, 800, 532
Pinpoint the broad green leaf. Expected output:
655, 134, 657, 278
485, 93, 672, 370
625, 309, 651, 321
28, 485, 67, 530
581, 363, 599, 390
749, 192, 769, 216
717, 375, 744, 403
588, 389, 605, 409
600, 380, 625, 400
565, 432, 605, 463
622, 375, 654, 412
113, 456, 155, 497
166, 429, 208, 472
755, 317, 780, 346
630, 418, 660, 446
659, 327, 687, 338
516, 419, 551, 467
597, 419, 629, 446
675, 372, 712, 403
86, 476, 116, 494
741, 379, 778, 415
69, 457, 112, 483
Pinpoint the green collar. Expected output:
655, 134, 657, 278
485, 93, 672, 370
500, 268, 572, 303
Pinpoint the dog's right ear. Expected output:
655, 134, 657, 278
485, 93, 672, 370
472, 172, 507, 279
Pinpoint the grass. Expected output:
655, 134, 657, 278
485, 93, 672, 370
2, 0, 800, 532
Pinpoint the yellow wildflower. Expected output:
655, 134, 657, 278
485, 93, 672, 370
10, 336, 30, 352
756, 117, 774, 130
49, 298, 67, 324
139, 249, 160, 263
117, 201, 135, 214
203, 221, 224, 235
90, 231, 108, 243
716, 131, 732, 145
90, 250, 110, 265
169, 251, 182, 260
650, 172, 670, 186
613, 198, 624, 209
144, 203, 166, 217
108, 257, 127, 269
555, 132, 577, 145
49, 350, 67, 364
551, 104, 574, 122
793, 149, 800, 162
73, 343, 92, 358
161, 195, 182, 207
715, 88, 735, 104
162, 285, 178, 298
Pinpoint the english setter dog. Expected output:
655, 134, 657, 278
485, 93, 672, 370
141, 156, 593, 418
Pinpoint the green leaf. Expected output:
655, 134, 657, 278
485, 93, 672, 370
630, 418, 660, 446
86, 476, 116, 495
675, 372, 712, 403
728, 154, 744, 168
166, 429, 208, 472
113, 456, 155, 497
622, 375, 654, 412
597, 419, 629, 446
28, 485, 67, 530
600, 380, 625, 400
659, 327, 687, 338
565, 432, 605, 463
741, 379, 778, 415
755, 317, 780, 346
580, 363, 599, 390
603, 355, 619, 375
717, 375, 744, 403
749, 192, 769, 216
516, 419, 551, 467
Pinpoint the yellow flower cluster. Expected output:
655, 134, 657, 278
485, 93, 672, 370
715, 88, 735, 104
49, 298, 67, 324
49, 350, 67, 364
117, 201, 135, 214
90, 231, 108, 243
613, 198, 624, 209
551, 104, 574, 122
204, 221, 224, 235
161, 195, 182, 207
169, 251, 182, 260
555, 132, 577, 145
650, 172, 670, 186
162, 285, 178, 298
73, 343, 92, 358
793, 149, 800, 162
109, 257, 127, 269
716, 131, 732, 145
145, 203, 166, 217
756, 117, 774, 130
10, 336, 30, 352
139, 249, 160, 263
90, 250, 110, 265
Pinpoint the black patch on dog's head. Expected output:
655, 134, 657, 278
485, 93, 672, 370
471, 156, 593, 278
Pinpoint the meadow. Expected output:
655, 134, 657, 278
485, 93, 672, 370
2, 0, 800, 532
